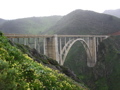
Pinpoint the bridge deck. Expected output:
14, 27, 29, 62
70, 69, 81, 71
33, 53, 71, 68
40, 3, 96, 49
4, 34, 109, 38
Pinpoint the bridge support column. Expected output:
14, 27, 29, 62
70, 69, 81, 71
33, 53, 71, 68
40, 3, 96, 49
34, 38, 37, 49
37, 38, 41, 53
96, 37, 99, 52
11, 38, 14, 42
44, 38, 47, 55
44, 35, 59, 62
59, 37, 63, 64
28, 38, 31, 47
88, 37, 97, 67
23, 38, 27, 45
17, 38, 19, 43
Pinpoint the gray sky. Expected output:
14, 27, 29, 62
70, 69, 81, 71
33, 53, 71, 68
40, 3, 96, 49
0, 0, 120, 19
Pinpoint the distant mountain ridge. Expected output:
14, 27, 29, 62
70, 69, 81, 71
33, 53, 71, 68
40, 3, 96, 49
104, 9, 120, 18
45, 9, 120, 35
0, 16, 62, 34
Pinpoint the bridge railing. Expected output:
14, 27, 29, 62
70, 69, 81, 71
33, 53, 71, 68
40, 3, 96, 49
4, 33, 109, 38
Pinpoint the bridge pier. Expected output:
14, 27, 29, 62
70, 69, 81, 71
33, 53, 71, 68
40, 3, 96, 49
44, 35, 59, 62
87, 37, 97, 67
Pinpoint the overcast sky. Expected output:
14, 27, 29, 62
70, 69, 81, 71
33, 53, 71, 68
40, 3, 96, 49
0, 0, 120, 20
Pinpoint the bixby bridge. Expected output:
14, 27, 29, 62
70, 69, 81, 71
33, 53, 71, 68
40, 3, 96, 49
5, 34, 109, 67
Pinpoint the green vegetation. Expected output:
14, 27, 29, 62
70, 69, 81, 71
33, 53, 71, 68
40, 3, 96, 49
0, 16, 62, 34
45, 9, 120, 35
0, 32, 88, 90
14, 40, 82, 83
64, 36, 120, 90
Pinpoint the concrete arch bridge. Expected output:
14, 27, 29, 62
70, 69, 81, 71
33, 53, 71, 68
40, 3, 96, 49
5, 34, 109, 67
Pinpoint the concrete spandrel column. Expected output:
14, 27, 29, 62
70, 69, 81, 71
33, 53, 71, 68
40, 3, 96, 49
37, 38, 40, 53
28, 38, 30, 47
94, 37, 97, 63
43, 37, 47, 55
59, 37, 62, 64
65, 37, 66, 44
100, 37, 103, 42
23, 38, 27, 45
85, 37, 90, 48
96, 37, 99, 52
17, 38, 19, 43
64, 37, 67, 51
11, 38, 14, 42
34, 38, 37, 49
43, 38, 46, 55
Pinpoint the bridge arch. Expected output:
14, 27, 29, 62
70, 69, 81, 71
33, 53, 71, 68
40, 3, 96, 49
60, 38, 93, 67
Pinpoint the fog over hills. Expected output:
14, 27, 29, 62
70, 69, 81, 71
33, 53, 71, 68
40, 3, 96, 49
45, 9, 120, 35
104, 9, 120, 18
0, 16, 62, 34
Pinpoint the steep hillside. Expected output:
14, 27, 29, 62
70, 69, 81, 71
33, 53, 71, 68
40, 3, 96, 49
0, 16, 62, 34
0, 32, 88, 90
13, 40, 81, 83
45, 9, 120, 35
104, 9, 120, 18
64, 36, 120, 90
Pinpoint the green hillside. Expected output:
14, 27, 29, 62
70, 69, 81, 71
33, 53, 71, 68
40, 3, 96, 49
45, 9, 120, 35
0, 32, 88, 90
0, 16, 62, 34
64, 36, 120, 90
